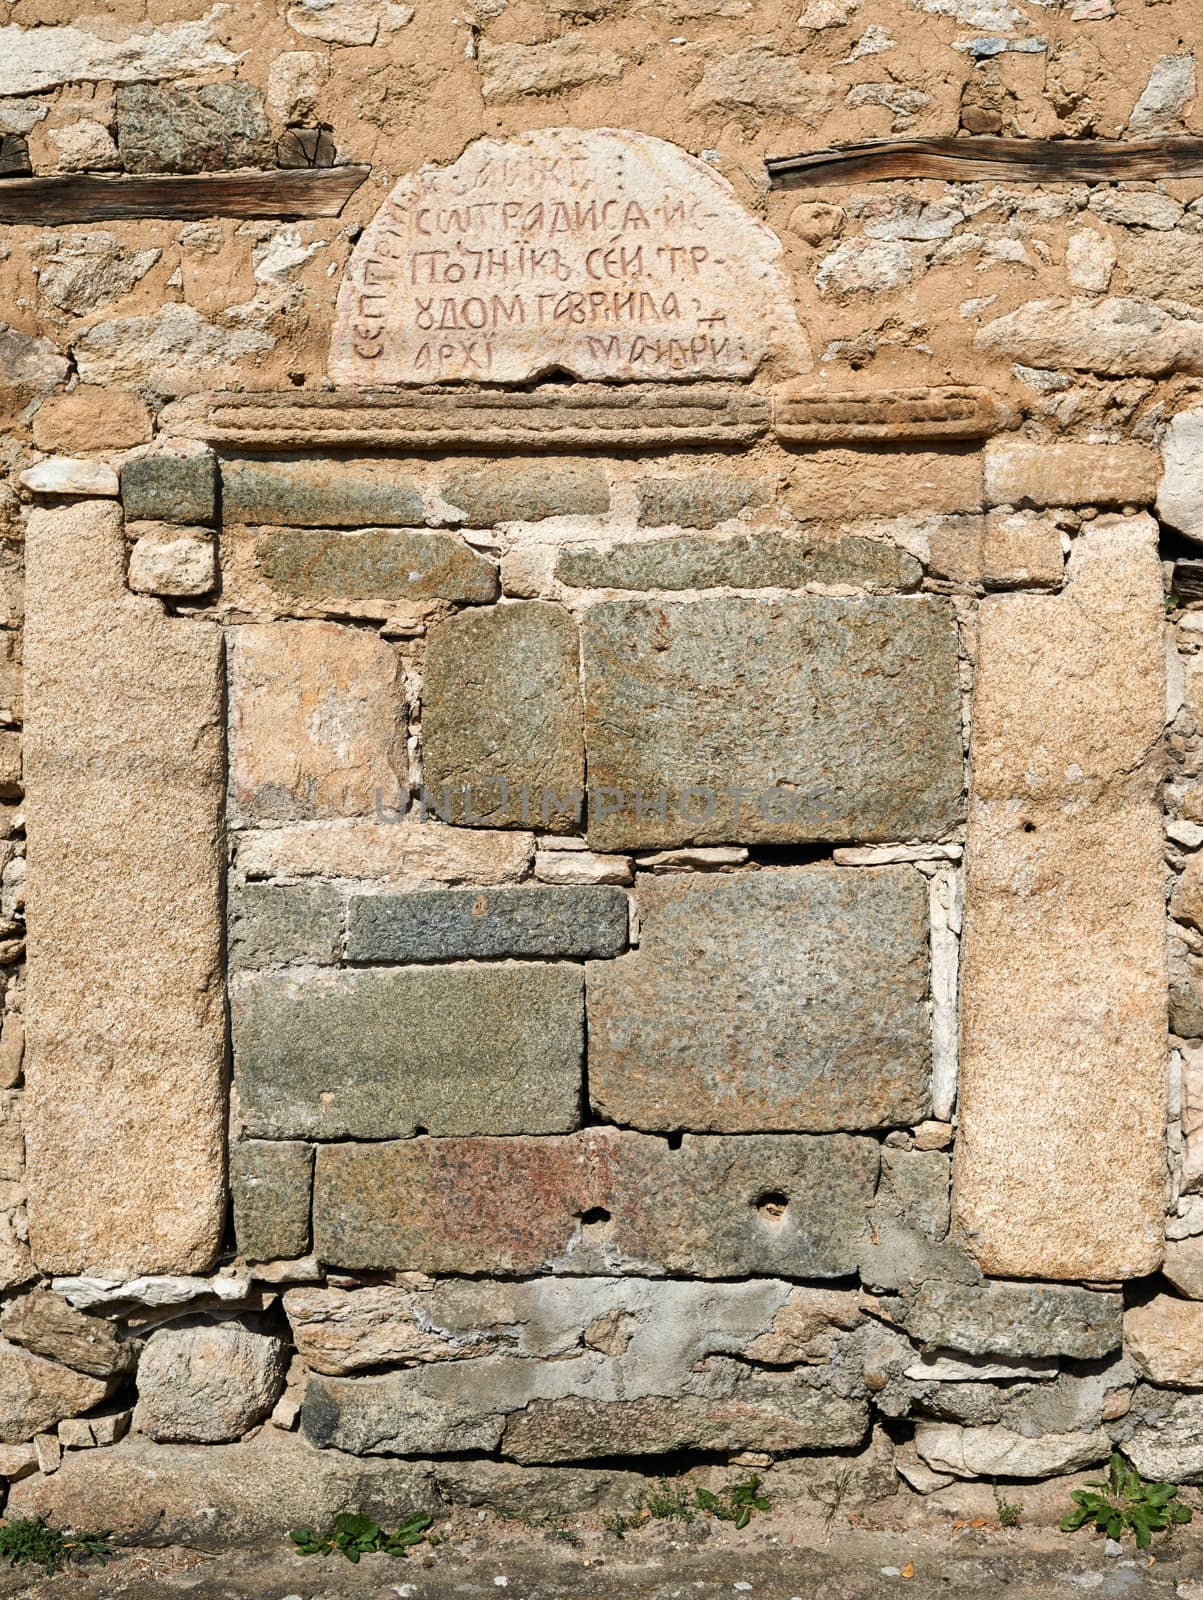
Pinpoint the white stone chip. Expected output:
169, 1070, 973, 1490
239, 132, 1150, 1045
19, 458, 118, 497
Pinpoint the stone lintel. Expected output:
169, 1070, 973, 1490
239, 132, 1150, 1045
156, 385, 771, 452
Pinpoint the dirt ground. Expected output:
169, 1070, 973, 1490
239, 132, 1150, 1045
0, 1500, 1200, 1600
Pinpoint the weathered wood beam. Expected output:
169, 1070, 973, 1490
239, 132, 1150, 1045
766, 136, 1203, 189
0, 165, 370, 225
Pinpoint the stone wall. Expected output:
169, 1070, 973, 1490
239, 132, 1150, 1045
3, 0, 1203, 1541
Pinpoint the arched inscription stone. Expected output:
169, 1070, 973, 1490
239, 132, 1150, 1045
330, 127, 806, 385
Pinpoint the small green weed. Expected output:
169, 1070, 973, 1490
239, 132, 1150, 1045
0, 1517, 113, 1575
695, 1476, 772, 1531
1061, 1454, 1192, 1550
993, 1483, 1023, 1529
604, 1476, 772, 1539
290, 1511, 433, 1564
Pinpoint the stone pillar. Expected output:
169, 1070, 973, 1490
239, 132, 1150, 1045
954, 514, 1167, 1280
24, 500, 225, 1275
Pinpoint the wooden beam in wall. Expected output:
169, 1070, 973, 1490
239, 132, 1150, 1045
0, 165, 370, 225
766, 136, 1203, 189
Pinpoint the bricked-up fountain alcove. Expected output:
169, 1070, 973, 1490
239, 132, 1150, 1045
2, 120, 1198, 1537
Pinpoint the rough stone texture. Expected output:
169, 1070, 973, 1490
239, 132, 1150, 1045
298, 1276, 866, 1458
312, 1129, 878, 1277
283, 1283, 492, 1374
1124, 1297, 1203, 1386
347, 885, 628, 962
477, 39, 626, 102
0, 1337, 112, 1443
1158, 407, 1203, 545
634, 474, 773, 528
0, 1291, 134, 1379
786, 450, 983, 518
115, 83, 272, 174
230, 1141, 314, 1263
442, 464, 609, 526
24, 501, 225, 1276
236, 819, 533, 885
979, 511, 1064, 588
227, 622, 407, 824
975, 298, 1203, 377
581, 596, 962, 850
126, 526, 216, 597
588, 867, 929, 1133
858, 1148, 973, 1296
120, 447, 217, 526
331, 129, 804, 384
954, 516, 1166, 1281
19, 458, 118, 497
73, 306, 274, 392
1124, 1391, 1203, 1482
774, 385, 997, 445
1163, 1237, 1203, 1299
422, 603, 583, 832
1128, 52, 1197, 133
904, 1282, 1122, 1360
983, 443, 1159, 509
233, 964, 584, 1139
248, 527, 497, 610
6, 1433, 438, 1547
914, 1423, 1109, 1479
32, 388, 152, 454
228, 883, 343, 967
0, 18, 238, 96
556, 531, 921, 593
221, 459, 425, 528
133, 1323, 288, 1444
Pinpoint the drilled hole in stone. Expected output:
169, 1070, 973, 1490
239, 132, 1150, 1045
1022, 821, 1036, 833
578, 1206, 613, 1237
755, 1190, 789, 1221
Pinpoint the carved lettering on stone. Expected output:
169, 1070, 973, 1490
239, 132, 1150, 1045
330, 128, 806, 385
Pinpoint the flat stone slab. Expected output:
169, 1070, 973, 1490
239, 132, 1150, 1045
249, 527, 498, 608
229, 1140, 313, 1263
556, 531, 921, 592
312, 1129, 878, 1277
588, 867, 929, 1132
232, 963, 584, 1139
228, 883, 343, 967
953, 516, 1167, 1280
227, 622, 407, 824
330, 128, 805, 384
23, 502, 225, 1276
422, 602, 583, 832
220, 458, 425, 527
581, 596, 963, 850
347, 885, 628, 962
904, 1281, 1122, 1360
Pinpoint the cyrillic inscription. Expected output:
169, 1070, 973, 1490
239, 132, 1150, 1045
330, 128, 805, 385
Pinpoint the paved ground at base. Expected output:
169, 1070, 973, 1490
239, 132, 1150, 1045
0, 1517, 1199, 1600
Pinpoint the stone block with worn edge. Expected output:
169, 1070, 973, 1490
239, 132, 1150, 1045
6, 1433, 439, 1547
953, 516, 1167, 1280
0, 1337, 114, 1443
220, 459, 426, 528
312, 1129, 878, 1278
235, 819, 533, 886
115, 83, 272, 174
230, 1141, 314, 1263
588, 867, 929, 1132
126, 525, 216, 597
983, 442, 1158, 509
228, 882, 343, 967
634, 474, 773, 528
347, 884, 628, 963
233, 963, 584, 1139
582, 595, 963, 850
422, 602, 583, 832
441, 464, 609, 526
227, 622, 407, 824
250, 527, 498, 607
0, 1290, 133, 1378
904, 1281, 1122, 1360
24, 501, 225, 1276
133, 1323, 288, 1443
556, 530, 921, 593
120, 447, 217, 526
